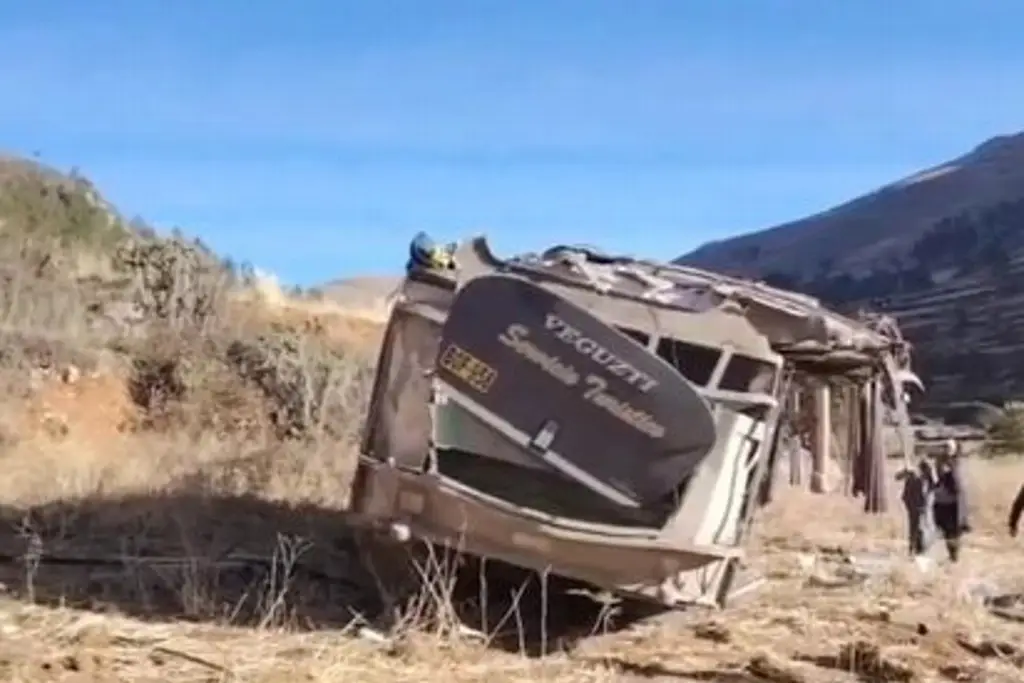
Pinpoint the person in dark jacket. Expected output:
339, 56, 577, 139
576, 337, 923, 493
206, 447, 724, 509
1010, 482, 1024, 537
932, 440, 969, 562
897, 457, 936, 556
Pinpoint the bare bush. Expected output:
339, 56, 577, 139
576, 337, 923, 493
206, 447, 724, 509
114, 235, 233, 334
226, 328, 375, 442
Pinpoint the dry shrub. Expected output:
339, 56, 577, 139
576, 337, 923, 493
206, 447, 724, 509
105, 230, 374, 447
225, 328, 375, 442
123, 323, 373, 447
984, 401, 1024, 457
124, 332, 260, 440
126, 336, 188, 429
113, 235, 233, 334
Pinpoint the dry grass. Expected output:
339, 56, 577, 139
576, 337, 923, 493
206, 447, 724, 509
316, 275, 401, 323
0, 388, 1022, 682
0, 285, 1019, 681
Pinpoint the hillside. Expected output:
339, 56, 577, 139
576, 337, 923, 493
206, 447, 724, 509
677, 132, 1024, 405
317, 274, 401, 322
0, 155, 1022, 681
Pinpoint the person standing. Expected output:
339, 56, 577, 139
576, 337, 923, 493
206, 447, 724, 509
932, 439, 969, 562
898, 457, 936, 556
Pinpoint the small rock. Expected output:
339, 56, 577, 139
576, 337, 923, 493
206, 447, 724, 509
955, 633, 1021, 662
958, 578, 1002, 606
939, 663, 985, 681
913, 555, 936, 573
455, 623, 486, 641
693, 620, 731, 643
61, 365, 81, 385
356, 626, 392, 645
795, 553, 817, 574
854, 607, 892, 623
28, 368, 46, 392
806, 572, 862, 589
746, 653, 806, 683
41, 412, 69, 439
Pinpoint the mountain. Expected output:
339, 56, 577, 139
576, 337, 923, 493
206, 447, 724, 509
676, 132, 1024, 406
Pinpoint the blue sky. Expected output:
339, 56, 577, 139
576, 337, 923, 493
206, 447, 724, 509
1, 1, 1021, 286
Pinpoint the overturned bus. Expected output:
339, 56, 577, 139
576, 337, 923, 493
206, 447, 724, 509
348, 234, 919, 611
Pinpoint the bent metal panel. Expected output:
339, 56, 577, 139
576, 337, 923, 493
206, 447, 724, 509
435, 274, 717, 508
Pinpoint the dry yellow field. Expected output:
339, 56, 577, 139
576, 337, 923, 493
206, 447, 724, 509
0, 383, 1021, 683
0, 270, 1014, 682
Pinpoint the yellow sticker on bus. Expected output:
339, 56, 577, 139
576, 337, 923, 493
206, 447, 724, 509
439, 343, 498, 394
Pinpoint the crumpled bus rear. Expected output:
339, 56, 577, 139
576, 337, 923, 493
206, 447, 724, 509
349, 239, 785, 610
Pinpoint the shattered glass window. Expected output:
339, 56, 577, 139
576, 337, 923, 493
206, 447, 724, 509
655, 337, 777, 393
720, 354, 777, 394
655, 338, 721, 386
